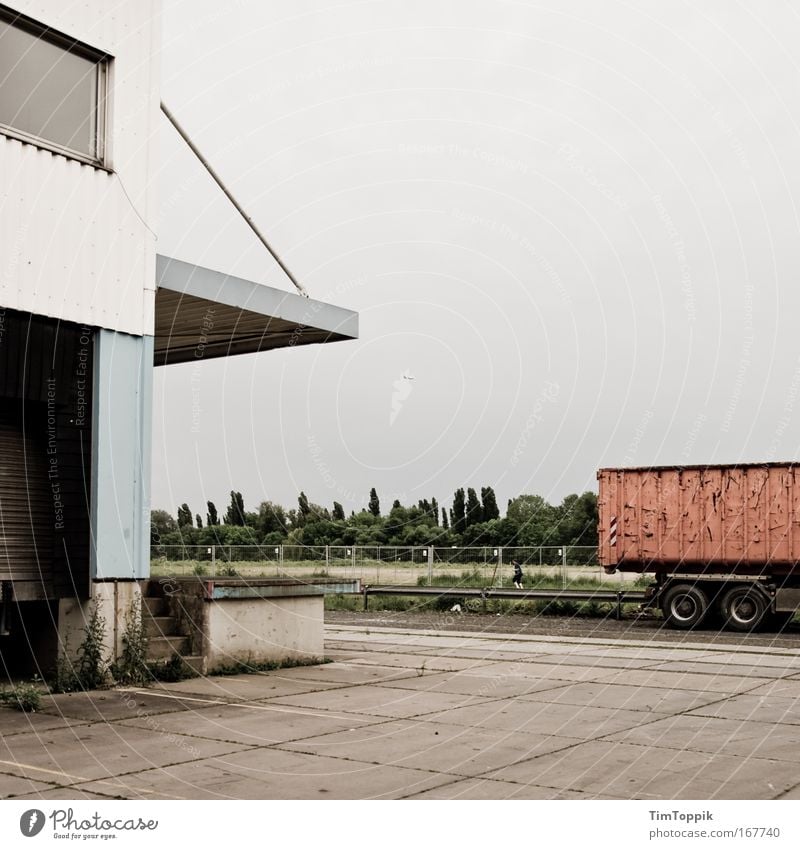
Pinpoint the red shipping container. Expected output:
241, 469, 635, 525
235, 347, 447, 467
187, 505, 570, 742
598, 464, 800, 576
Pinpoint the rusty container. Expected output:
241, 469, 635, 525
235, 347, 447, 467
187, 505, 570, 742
598, 463, 800, 575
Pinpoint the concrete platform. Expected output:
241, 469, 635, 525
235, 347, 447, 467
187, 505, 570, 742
1, 623, 800, 799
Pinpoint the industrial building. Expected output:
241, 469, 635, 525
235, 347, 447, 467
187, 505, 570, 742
0, 1, 357, 674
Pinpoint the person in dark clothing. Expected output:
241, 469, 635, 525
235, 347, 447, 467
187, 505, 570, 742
512, 559, 524, 589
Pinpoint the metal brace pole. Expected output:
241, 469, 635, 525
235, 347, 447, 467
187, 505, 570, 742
160, 102, 309, 297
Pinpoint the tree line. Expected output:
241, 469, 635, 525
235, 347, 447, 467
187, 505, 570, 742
151, 486, 598, 550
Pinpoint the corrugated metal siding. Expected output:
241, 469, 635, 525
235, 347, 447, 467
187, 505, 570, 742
598, 465, 800, 576
0, 0, 160, 337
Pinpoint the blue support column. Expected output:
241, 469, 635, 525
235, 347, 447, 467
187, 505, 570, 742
90, 330, 154, 580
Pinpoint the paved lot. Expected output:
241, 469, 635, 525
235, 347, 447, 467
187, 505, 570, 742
2, 624, 800, 799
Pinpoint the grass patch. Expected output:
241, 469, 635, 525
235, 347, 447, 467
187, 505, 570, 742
209, 656, 332, 677
147, 654, 198, 682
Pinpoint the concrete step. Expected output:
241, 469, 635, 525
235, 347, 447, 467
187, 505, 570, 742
146, 635, 190, 661
143, 597, 169, 617
143, 615, 178, 639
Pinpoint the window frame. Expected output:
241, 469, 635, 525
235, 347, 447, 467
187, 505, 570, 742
0, 4, 112, 169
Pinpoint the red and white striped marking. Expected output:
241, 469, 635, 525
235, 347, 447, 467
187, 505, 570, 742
609, 516, 617, 547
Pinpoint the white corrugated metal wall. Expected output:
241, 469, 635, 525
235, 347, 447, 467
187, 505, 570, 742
0, 0, 160, 337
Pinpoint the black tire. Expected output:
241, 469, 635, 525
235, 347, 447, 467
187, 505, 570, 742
661, 583, 709, 629
720, 585, 768, 632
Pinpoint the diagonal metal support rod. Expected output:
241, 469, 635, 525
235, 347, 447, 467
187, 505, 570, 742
160, 102, 308, 297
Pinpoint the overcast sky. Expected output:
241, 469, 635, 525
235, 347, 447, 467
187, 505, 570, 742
151, 0, 800, 518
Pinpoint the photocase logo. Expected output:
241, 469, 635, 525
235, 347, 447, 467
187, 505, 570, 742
390, 369, 415, 426
19, 810, 45, 837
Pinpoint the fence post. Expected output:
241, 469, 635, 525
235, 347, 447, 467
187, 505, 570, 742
325, 545, 330, 569
427, 546, 433, 586
562, 546, 567, 588
498, 547, 503, 587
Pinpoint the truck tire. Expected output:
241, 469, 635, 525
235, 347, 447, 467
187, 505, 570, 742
661, 584, 709, 629
720, 585, 767, 632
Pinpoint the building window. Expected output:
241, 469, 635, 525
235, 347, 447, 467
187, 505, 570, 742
0, 6, 110, 167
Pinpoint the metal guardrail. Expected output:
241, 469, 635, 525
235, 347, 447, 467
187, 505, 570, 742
361, 585, 648, 620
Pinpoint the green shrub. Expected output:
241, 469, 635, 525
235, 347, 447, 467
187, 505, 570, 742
51, 605, 108, 693
0, 682, 42, 713
110, 602, 150, 687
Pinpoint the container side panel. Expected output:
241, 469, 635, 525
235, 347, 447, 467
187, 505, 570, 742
700, 469, 724, 563
620, 472, 640, 563
744, 467, 769, 564
767, 467, 790, 562
792, 468, 800, 562
659, 469, 682, 562
640, 472, 660, 560
597, 470, 618, 567
681, 470, 702, 563
721, 469, 745, 561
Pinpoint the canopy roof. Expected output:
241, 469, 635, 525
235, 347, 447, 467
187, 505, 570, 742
154, 255, 358, 366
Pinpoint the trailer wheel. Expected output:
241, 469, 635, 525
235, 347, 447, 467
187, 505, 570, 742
661, 584, 709, 629
720, 585, 767, 632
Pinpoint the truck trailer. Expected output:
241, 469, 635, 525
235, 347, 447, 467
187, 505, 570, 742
598, 463, 800, 631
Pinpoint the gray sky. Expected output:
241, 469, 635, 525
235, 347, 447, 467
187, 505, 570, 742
152, 0, 800, 518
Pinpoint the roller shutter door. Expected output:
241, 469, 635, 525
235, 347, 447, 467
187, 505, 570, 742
0, 411, 54, 591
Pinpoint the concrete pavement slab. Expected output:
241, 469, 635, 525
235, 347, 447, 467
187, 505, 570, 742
404, 776, 624, 799
268, 684, 498, 718
485, 739, 795, 799
518, 681, 723, 714
423, 698, 661, 738
414, 647, 555, 662
512, 653, 662, 669
256, 662, 421, 687
118, 700, 381, 746
592, 668, 770, 694
744, 679, 800, 699
278, 717, 583, 777
148, 674, 342, 701
0, 708, 87, 737
458, 660, 619, 683
0, 772, 59, 799
36, 690, 208, 722
0, 722, 247, 786
687, 693, 800, 725
381, 670, 570, 700
10, 786, 121, 799
347, 652, 494, 672
75, 748, 457, 800
650, 660, 800, 678
606, 713, 800, 762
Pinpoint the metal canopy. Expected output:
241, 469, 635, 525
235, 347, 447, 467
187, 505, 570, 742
154, 255, 358, 366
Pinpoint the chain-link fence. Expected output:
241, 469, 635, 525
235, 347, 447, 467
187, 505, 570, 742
149, 544, 619, 586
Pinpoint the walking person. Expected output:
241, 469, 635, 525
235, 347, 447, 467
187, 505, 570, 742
512, 559, 524, 589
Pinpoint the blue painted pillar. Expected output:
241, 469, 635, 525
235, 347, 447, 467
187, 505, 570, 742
90, 330, 153, 580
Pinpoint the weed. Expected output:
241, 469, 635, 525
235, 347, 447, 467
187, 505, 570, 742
51, 605, 109, 693
0, 682, 42, 712
110, 601, 150, 687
